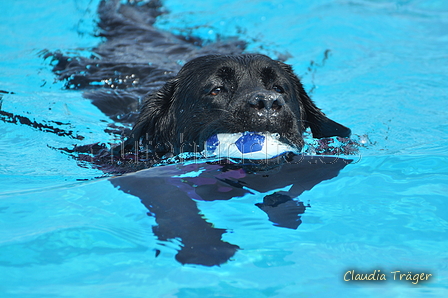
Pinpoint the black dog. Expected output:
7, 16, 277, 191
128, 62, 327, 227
125, 54, 351, 155
43, 0, 350, 160
33, 0, 356, 266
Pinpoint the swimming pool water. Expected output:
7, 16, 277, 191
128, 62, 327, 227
1, 0, 447, 297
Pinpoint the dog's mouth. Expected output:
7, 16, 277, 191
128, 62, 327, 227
202, 132, 300, 160
185, 100, 304, 155
196, 117, 303, 153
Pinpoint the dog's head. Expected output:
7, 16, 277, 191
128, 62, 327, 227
128, 54, 351, 154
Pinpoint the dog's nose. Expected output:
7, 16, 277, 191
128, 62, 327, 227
248, 92, 284, 112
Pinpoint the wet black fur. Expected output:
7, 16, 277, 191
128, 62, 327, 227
45, 0, 350, 159
126, 54, 351, 154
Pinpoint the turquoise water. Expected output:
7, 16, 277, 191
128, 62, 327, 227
1, 0, 448, 297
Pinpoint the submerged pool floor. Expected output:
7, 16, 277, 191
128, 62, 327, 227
1, 0, 447, 297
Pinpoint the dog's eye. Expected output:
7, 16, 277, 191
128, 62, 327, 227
210, 87, 223, 96
272, 85, 284, 93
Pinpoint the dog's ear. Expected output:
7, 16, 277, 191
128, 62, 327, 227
122, 78, 178, 152
301, 93, 351, 138
278, 61, 351, 139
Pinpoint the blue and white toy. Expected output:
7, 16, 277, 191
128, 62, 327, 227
203, 132, 299, 160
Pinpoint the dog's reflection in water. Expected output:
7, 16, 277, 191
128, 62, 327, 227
111, 155, 351, 266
